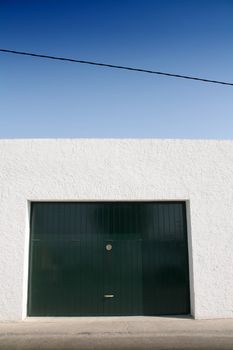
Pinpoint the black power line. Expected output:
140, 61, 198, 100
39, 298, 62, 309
1, 48, 233, 87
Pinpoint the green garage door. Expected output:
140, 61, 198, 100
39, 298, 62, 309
28, 202, 190, 316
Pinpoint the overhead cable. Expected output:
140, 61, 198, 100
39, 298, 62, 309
0, 48, 232, 86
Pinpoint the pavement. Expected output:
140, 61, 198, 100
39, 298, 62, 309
0, 316, 233, 350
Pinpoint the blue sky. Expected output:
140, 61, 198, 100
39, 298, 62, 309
1, 0, 233, 138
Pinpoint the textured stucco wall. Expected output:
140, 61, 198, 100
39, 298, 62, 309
0, 139, 233, 321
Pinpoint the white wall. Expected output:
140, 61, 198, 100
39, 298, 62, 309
0, 139, 233, 320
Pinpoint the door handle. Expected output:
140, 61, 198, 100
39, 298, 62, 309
104, 294, 114, 298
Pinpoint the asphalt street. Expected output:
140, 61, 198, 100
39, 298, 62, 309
0, 316, 233, 350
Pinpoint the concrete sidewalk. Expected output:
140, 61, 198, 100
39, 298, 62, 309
0, 316, 233, 350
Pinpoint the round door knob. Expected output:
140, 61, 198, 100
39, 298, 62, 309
106, 244, 112, 251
